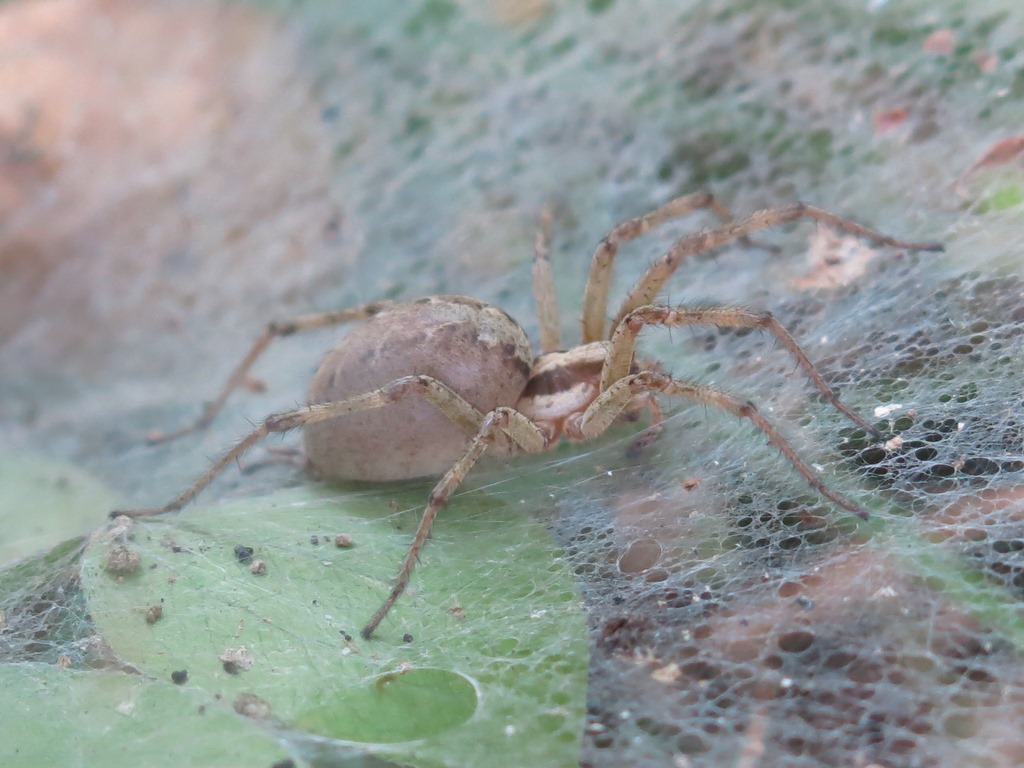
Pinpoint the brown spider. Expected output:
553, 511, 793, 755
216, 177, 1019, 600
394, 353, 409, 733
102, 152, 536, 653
112, 192, 942, 639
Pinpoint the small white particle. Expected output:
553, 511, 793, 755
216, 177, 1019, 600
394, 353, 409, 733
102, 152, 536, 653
781, 677, 794, 689
874, 403, 902, 418
504, 725, 517, 737
115, 699, 136, 716
651, 663, 682, 684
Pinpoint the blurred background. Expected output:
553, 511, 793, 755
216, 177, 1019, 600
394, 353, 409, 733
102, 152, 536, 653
3, 1, 1024, 766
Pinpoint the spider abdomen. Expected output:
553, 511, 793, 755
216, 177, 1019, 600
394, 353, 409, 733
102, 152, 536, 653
304, 295, 533, 481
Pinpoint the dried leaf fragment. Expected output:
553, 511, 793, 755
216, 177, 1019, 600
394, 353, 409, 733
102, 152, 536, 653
105, 544, 141, 576
219, 645, 254, 674
234, 692, 273, 720
791, 227, 883, 291
957, 135, 1024, 187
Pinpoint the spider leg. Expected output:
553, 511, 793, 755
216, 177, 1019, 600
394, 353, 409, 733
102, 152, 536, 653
361, 406, 548, 639
147, 300, 395, 443
531, 203, 563, 353
111, 374, 494, 519
622, 391, 665, 457
569, 371, 868, 519
604, 304, 881, 438
581, 191, 756, 343
610, 203, 943, 334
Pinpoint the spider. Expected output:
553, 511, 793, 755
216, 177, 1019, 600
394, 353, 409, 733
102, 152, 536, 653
112, 192, 942, 639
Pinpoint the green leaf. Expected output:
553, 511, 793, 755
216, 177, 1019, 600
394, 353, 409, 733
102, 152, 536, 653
0, 453, 117, 566
82, 484, 587, 767
0, 663, 294, 767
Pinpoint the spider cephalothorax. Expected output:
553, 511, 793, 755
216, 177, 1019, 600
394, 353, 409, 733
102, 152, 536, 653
114, 193, 942, 638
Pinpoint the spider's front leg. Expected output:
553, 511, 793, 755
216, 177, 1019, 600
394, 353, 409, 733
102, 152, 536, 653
609, 203, 943, 334
570, 371, 869, 519
604, 304, 881, 438
581, 191, 769, 343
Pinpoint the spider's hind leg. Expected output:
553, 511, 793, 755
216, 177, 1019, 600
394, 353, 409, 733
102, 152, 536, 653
112, 374, 487, 519
147, 300, 395, 444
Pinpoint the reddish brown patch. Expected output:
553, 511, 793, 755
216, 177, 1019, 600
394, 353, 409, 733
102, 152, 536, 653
973, 51, 998, 73
873, 107, 908, 135
958, 135, 1024, 187
922, 29, 955, 56
792, 226, 884, 291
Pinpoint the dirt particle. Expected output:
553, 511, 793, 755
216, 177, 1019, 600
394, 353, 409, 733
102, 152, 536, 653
105, 544, 141, 576
219, 646, 254, 674
233, 692, 273, 720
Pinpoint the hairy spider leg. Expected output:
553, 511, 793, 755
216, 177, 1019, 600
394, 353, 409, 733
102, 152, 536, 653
604, 304, 882, 437
112, 374, 491, 518
147, 300, 395, 443
610, 202, 943, 335
360, 406, 547, 639
569, 370, 868, 518
531, 203, 562, 353
581, 191, 770, 344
